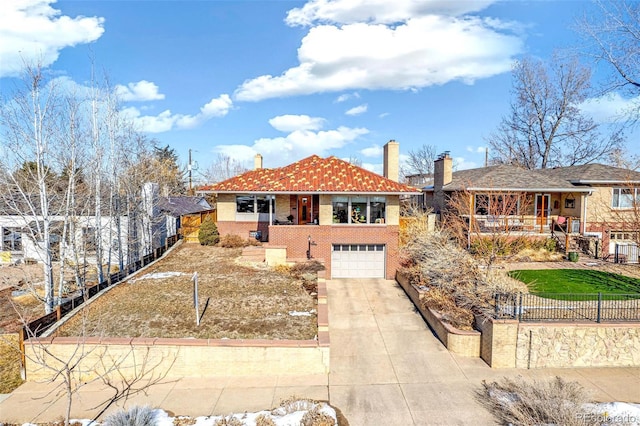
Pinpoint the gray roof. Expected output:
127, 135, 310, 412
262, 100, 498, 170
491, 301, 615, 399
157, 196, 212, 216
536, 163, 640, 184
434, 164, 588, 193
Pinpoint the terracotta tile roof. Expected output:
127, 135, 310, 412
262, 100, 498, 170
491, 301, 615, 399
199, 155, 419, 194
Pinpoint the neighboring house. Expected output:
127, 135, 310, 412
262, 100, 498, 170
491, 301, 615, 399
197, 141, 420, 279
423, 153, 640, 260
0, 183, 189, 266
156, 195, 214, 242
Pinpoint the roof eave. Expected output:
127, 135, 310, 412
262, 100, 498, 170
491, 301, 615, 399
197, 190, 421, 195
570, 179, 640, 185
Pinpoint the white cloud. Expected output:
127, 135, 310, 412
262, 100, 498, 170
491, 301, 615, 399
378, 112, 390, 119
0, 0, 104, 77
115, 80, 165, 102
335, 92, 360, 103
466, 145, 487, 154
454, 156, 478, 171
268, 114, 325, 132
580, 92, 640, 123
235, 12, 523, 101
345, 104, 367, 116
359, 162, 381, 174
360, 144, 382, 157
285, 0, 495, 27
214, 116, 369, 166
122, 94, 232, 133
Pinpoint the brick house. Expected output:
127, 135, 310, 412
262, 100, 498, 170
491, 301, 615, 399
197, 141, 420, 278
423, 153, 640, 261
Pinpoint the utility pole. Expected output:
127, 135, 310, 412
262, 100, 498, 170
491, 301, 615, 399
188, 149, 193, 195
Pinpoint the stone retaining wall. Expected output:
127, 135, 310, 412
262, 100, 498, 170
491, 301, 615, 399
515, 322, 640, 368
24, 281, 330, 381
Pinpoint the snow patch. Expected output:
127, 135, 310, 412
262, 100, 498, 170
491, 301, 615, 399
130, 271, 186, 282
288, 309, 316, 316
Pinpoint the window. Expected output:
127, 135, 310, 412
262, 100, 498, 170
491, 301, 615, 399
236, 195, 274, 214
351, 196, 367, 224
82, 227, 97, 253
612, 188, 639, 208
236, 195, 254, 213
332, 196, 348, 223
474, 194, 520, 215
2, 228, 21, 251
370, 196, 386, 224
474, 194, 489, 215
331, 196, 386, 224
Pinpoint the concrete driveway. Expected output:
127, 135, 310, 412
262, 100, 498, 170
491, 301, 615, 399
327, 278, 640, 426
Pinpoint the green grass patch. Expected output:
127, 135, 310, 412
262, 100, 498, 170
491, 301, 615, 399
508, 269, 640, 296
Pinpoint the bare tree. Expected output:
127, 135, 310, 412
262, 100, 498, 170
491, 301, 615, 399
487, 55, 623, 169
578, 1, 640, 99
0, 63, 63, 314
203, 153, 248, 183
403, 143, 437, 178
444, 188, 533, 274
12, 306, 175, 426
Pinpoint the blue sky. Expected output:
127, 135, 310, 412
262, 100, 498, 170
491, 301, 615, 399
0, 0, 637, 184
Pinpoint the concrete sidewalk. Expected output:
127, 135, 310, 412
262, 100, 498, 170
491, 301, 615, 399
0, 374, 329, 423
1, 278, 639, 425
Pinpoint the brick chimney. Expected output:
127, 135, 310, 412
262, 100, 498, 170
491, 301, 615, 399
383, 140, 399, 182
433, 152, 452, 214
434, 151, 452, 190
254, 154, 263, 170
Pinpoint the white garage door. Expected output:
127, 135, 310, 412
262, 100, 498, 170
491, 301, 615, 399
331, 244, 385, 278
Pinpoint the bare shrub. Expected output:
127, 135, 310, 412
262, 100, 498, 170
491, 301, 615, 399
254, 413, 277, 426
420, 288, 475, 331
300, 406, 336, 426
272, 397, 317, 416
103, 405, 157, 426
400, 210, 529, 328
214, 415, 245, 426
219, 234, 246, 248
245, 237, 262, 247
290, 261, 325, 277
478, 376, 597, 426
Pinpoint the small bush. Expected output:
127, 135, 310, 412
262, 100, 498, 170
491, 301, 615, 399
219, 234, 246, 248
300, 406, 336, 426
272, 397, 317, 416
103, 406, 157, 426
290, 261, 325, 277
214, 415, 244, 426
478, 376, 597, 426
245, 237, 262, 246
198, 216, 219, 246
255, 413, 276, 426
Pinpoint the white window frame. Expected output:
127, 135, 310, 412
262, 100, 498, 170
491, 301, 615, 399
612, 187, 639, 209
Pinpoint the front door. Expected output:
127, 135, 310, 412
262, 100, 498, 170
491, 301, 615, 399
535, 194, 550, 229
298, 195, 312, 224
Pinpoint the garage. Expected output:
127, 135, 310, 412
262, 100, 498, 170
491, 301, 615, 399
331, 244, 386, 278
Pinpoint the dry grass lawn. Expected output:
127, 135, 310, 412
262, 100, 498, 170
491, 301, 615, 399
57, 244, 318, 340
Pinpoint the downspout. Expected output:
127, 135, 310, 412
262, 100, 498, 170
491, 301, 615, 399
582, 191, 592, 234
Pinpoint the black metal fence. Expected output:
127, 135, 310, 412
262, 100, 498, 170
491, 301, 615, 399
494, 292, 640, 323
23, 235, 180, 338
